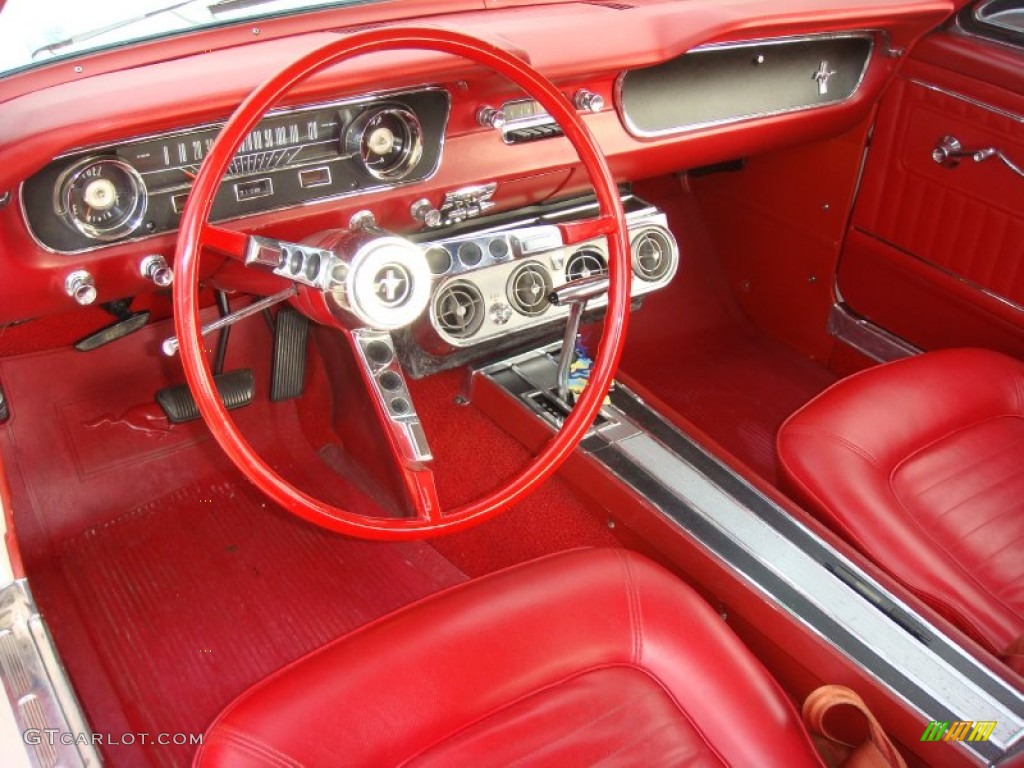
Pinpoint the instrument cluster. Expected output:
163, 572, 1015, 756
21, 88, 450, 254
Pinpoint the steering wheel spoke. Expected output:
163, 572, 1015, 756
201, 224, 250, 259
555, 214, 617, 246
244, 235, 339, 291
349, 329, 433, 467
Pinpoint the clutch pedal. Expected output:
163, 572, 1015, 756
156, 369, 255, 423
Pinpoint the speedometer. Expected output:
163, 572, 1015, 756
56, 157, 147, 241
345, 106, 423, 182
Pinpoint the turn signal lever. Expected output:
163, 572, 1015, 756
548, 275, 610, 404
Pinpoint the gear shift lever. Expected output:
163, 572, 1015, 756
548, 275, 610, 404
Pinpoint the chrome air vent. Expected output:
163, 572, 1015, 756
565, 247, 608, 282
507, 262, 552, 317
434, 281, 485, 339
631, 227, 677, 282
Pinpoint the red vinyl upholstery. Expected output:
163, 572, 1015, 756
778, 348, 1024, 656
195, 548, 823, 767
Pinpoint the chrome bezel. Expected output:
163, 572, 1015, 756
506, 261, 553, 317
614, 31, 877, 140
630, 225, 679, 283
564, 246, 608, 282
346, 105, 424, 182
430, 280, 487, 341
54, 156, 148, 242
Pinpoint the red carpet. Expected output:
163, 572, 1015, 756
620, 182, 838, 483
1, 311, 619, 766
57, 475, 467, 767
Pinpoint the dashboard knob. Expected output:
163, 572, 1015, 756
489, 302, 513, 325
65, 270, 97, 306
573, 89, 605, 113
349, 209, 378, 231
476, 106, 506, 130
410, 198, 442, 229
140, 254, 174, 287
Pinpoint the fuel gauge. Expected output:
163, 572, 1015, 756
346, 106, 423, 182
57, 157, 148, 241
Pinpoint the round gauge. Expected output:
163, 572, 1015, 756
57, 157, 148, 241
346, 106, 424, 182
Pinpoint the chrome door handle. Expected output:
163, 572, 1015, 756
932, 135, 1024, 179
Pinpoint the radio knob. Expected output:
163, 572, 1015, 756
573, 89, 605, 113
476, 106, 506, 130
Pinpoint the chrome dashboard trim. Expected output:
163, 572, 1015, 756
19, 86, 451, 256
614, 31, 876, 140
423, 202, 677, 349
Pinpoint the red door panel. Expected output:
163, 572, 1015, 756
838, 28, 1024, 356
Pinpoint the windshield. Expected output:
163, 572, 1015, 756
0, 0, 379, 78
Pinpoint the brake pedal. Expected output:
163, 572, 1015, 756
270, 308, 309, 402
156, 369, 255, 424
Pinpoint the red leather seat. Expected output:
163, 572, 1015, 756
778, 348, 1024, 659
195, 548, 822, 766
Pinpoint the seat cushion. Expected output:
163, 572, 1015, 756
194, 548, 822, 767
777, 348, 1024, 654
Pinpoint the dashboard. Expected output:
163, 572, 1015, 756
0, 0, 953, 330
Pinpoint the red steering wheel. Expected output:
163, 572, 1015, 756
173, 27, 630, 539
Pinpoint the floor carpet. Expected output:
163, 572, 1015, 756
57, 475, 467, 767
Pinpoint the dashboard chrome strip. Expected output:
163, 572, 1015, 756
615, 31, 876, 140
907, 79, 1024, 124
53, 86, 449, 159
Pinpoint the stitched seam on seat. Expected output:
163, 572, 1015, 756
214, 727, 304, 768
503, 684, 671, 767
890, 413, 1024, 480
590, 717, 720, 767
972, 516, 1024, 566
618, 549, 642, 665
907, 431, 1024, 501
398, 663, 730, 767
887, 414, 1024, 631
886, 484, 1020, 647
932, 469, 1024, 525
781, 425, 883, 469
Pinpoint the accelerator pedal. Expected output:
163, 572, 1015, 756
270, 308, 309, 402
156, 369, 255, 424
